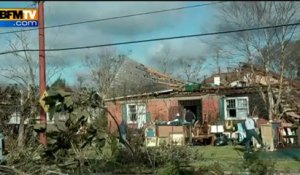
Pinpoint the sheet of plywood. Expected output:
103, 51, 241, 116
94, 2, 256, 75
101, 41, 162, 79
156, 125, 187, 137
261, 124, 275, 151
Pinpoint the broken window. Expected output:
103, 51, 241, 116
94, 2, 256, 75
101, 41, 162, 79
225, 97, 249, 120
128, 105, 137, 122
126, 103, 146, 128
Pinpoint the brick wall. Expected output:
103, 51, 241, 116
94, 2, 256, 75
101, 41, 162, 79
106, 98, 179, 133
202, 95, 219, 124
107, 101, 123, 133
147, 99, 179, 121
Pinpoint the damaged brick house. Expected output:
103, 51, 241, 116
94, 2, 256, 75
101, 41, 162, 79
104, 59, 300, 139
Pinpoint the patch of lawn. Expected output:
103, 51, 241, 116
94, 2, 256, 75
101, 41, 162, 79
194, 145, 244, 159
189, 145, 300, 171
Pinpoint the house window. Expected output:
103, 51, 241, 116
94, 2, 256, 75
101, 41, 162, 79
126, 103, 146, 128
46, 113, 55, 124
224, 97, 249, 120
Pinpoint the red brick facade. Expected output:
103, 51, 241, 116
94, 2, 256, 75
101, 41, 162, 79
147, 99, 179, 121
107, 101, 123, 133
106, 98, 179, 133
106, 94, 268, 133
202, 95, 219, 124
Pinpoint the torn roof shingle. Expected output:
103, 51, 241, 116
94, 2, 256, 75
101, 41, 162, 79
106, 58, 184, 98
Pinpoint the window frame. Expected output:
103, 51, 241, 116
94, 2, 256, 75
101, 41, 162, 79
126, 103, 147, 124
224, 97, 249, 120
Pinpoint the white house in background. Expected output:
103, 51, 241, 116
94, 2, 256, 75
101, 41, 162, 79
8, 105, 99, 126
8, 112, 65, 125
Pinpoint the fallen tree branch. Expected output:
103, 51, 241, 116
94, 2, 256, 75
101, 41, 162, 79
0, 165, 30, 175
45, 170, 68, 175
102, 106, 134, 156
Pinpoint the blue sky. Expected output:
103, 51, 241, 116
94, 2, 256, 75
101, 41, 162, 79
0, 1, 238, 86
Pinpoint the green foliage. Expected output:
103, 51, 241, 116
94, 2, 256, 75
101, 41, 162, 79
110, 129, 205, 174
31, 87, 111, 173
243, 152, 276, 175
156, 163, 180, 175
33, 123, 46, 132
42, 88, 74, 121
3, 85, 286, 174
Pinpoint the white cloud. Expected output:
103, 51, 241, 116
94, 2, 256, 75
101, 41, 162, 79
146, 38, 208, 62
0, 2, 187, 68
44, 2, 185, 37
1, 1, 219, 85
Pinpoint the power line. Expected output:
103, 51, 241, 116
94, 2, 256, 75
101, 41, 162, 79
0, 2, 224, 35
0, 22, 299, 56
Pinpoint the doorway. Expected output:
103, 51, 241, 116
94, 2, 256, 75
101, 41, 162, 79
179, 100, 201, 121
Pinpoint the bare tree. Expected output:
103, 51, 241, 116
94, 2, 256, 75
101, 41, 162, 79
149, 42, 206, 83
288, 40, 300, 80
150, 42, 175, 74
174, 56, 205, 82
0, 32, 38, 147
269, 40, 300, 80
216, 1, 299, 121
0, 31, 62, 147
201, 36, 236, 73
76, 73, 87, 89
84, 47, 125, 98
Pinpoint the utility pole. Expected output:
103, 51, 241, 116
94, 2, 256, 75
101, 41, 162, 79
38, 1, 47, 146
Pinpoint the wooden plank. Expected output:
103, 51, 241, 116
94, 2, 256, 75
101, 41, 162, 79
156, 125, 191, 140
282, 135, 297, 138
261, 124, 275, 151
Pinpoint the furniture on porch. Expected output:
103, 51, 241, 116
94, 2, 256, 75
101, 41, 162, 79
192, 134, 216, 145
261, 122, 299, 151
191, 121, 218, 145
278, 125, 299, 147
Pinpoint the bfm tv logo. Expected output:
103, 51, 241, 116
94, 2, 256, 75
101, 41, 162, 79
0, 9, 38, 27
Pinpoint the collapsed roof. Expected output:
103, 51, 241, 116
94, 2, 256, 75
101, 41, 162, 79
202, 62, 300, 123
106, 58, 184, 98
